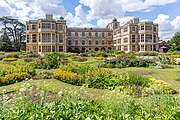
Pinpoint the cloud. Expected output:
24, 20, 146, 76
65, 5, 95, 27
79, 0, 177, 21
122, 0, 176, 12
154, 14, 180, 40
80, 0, 123, 20
0, 0, 66, 22
97, 16, 133, 28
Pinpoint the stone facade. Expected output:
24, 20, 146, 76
26, 15, 159, 54
113, 18, 159, 52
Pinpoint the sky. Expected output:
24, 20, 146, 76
0, 0, 180, 40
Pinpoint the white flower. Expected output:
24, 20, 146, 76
85, 117, 91, 120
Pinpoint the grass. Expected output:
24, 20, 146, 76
0, 79, 108, 99
110, 66, 180, 91
68, 57, 103, 64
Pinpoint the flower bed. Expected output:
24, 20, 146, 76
0, 64, 35, 86
3, 58, 17, 62
53, 64, 177, 95
72, 56, 88, 62
24, 58, 33, 62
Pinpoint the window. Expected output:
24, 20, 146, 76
95, 32, 98, 37
59, 46, 63, 52
108, 41, 111, 45
27, 35, 29, 43
58, 25, 63, 31
153, 27, 156, 32
141, 34, 144, 42
75, 40, 78, 45
118, 39, 121, 44
42, 33, 51, 42
101, 40, 104, 45
27, 25, 29, 30
59, 34, 63, 43
52, 24, 55, 29
42, 23, 51, 29
132, 45, 136, 51
42, 46, 51, 52
102, 33, 104, 37
132, 35, 135, 43
145, 26, 152, 30
39, 46, 41, 52
124, 27, 128, 32
75, 32, 78, 37
68, 32, 71, 36
89, 40, 92, 45
82, 40, 85, 45
82, 32, 85, 36
108, 32, 111, 36
32, 46, 36, 52
39, 34, 41, 42
95, 40, 98, 45
32, 34, 37, 43
123, 38, 128, 43
39, 23, 41, 28
52, 46, 55, 52
131, 26, 136, 32
52, 34, 56, 43
32, 25, 37, 30
141, 26, 144, 30
124, 46, 128, 51
145, 34, 152, 42
153, 35, 156, 43
68, 40, 71, 45
89, 32, 91, 37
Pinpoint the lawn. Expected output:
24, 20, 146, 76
68, 57, 103, 64
110, 66, 180, 91
0, 79, 108, 99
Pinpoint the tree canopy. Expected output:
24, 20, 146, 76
0, 16, 25, 51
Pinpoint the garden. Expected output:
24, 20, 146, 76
0, 51, 180, 119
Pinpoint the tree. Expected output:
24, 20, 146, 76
0, 16, 25, 51
0, 31, 12, 51
168, 32, 180, 52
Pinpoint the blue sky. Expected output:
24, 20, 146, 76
0, 0, 180, 40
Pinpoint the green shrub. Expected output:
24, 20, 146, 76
0, 51, 5, 55
5, 52, 20, 58
45, 52, 62, 69
0, 73, 31, 86
0, 86, 179, 120
138, 52, 159, 56
95, 51, 108, 57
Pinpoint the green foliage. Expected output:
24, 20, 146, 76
168, 32, 180, 52
138, 52, 159, 56
0, 85, 179, 119
0, 64, 35, 86
54, 64, 177, 95
95, 51, 108, 57
0, 73, 31, 86
45, 52, 62, 69
33, 52, 62, 69
0, 32, 12, 52
98, 57, 156, 68
5, 52, 20, 58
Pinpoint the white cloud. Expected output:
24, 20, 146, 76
0, 0, 66, 22
122, 0, 176, 12
65, 5, 95, 27
97, 16, 133, 28
80, 0, 123, 20
154, 14, 180, 40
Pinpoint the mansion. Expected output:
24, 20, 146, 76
26, 14, 159, 53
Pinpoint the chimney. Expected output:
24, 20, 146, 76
46, 14, 53, 20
